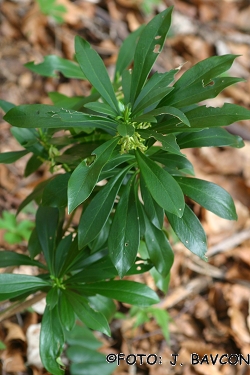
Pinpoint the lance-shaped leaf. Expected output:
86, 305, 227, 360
175, 177, 237, 220
78, 168, 129, 249
162, 77, 243, 108
132, 70, 177, 115
156, 103, 250, 133
143, 211, 174, 277
130, 7, 173, 104
4, 105, 117, 133
177, 127, 244, 149
160, 54, 241, 107
84, 102, 118, 117
115, 25, 145, 77
140, 176, 164, 229
66, 256, 117, 284
166, 204, 207, 260
68, 137, 119, 212
42, 173, 70, 208
74, 280, 160, 306
109, 178, 140, 278
36, 206, 59, 274
75, 36, 120, 113
58, 291, 76, 332
88, 295, 116, 323
0, 274, 50, 301
122, 70, 132, 105
151, 151, 195, 175
25, 55, 86, 79
0, 251, 46, 270
142, 106, 190, 126
0, 150, 29, 164
140, 130, 182, 155
54, 234, 74, 278
40, 306, 65, 375
136, 150, 185, 217
64, 291, 110, 336
67, 346, 116, 375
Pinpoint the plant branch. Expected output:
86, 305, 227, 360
0, 292, 46, 322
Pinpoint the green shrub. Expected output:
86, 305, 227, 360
0, 7, 249, 374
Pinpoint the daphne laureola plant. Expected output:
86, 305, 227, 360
0, 6, 250, 374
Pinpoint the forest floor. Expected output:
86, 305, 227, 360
1, 1, 250, 374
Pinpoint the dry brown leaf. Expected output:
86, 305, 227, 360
1, 350, 26, 372
3, 321, 26, 343
22, 3, 49, 45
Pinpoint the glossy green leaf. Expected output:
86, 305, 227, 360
66, 325, 102, 349
84, 102, 117, 117
28, 228, 43, 259
4, 105, 117, 133
156, 103, 250, 133
141, 130, 182, 155
122, 70, 132, 105
36, 206, 59, 274
109, 178, 140, 278
164, 77, 243, 108
132, 70, 177, 115
68, 347, 116, 375
161, 54, 241, 107
143, 212, 173, 277
136, 150, 185, 217
102, 153, 135, 172
115, 25, 145, 77
42, 173, 70, 208
75, 37, 119, 113
55, 236, 85, 276
64, 291, 110, 336
88, 295, 116, 323
0, 150, 29, 164
0, 274, 50, 301
177, 127, 244, 149
0, 251, 46, 270
166, 204, 207, 260
175, 176, 237, 220
143, 106, 190, 126
66, 256, 117, 284
130, 7, 173, 104
89, 219, 111, 253
46, 287, 59, 310
40, 305, 65, 375
68, 137, 119, 212
78, 168, 128, 249
74, 280, 160, 306
151, 151, 195, 175
59, 291, 76, 331
54, 234, 73, 278
140, 177, 164, 229
25, 155, 44, 177
25, 55, 85, 79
